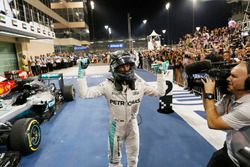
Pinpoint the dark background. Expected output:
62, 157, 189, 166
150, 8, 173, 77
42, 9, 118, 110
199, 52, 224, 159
87, 0, 232, 42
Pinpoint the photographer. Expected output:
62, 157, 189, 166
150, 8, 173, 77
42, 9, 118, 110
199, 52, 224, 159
201, 61, 250, 167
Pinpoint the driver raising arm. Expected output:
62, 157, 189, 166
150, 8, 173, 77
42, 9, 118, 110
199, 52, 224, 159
77, 51, 167, 167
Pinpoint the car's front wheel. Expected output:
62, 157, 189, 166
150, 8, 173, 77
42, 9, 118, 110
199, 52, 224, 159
9, 118, 41, 155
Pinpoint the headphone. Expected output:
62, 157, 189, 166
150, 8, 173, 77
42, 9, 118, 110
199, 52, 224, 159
245, 61, 250, 90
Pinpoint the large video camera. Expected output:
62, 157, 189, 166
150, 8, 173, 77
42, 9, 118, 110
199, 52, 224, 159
185, 61, 237, 94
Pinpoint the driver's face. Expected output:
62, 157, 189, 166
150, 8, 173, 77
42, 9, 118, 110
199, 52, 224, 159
117, 64, 131, 73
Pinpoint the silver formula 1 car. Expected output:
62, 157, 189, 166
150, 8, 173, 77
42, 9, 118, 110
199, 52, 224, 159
0, 73, 75, 159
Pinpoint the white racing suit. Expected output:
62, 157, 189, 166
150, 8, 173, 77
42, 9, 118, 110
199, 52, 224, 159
78, 74, 166, 167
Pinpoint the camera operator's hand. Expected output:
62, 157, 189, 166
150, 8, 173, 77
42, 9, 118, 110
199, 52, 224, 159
78, 58, 89, 78
201, 78, 216, 94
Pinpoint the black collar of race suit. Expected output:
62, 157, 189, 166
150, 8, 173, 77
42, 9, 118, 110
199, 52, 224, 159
114, 79, 135, 91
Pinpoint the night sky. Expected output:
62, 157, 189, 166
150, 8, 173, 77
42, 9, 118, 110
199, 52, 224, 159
89, 0, 232, 42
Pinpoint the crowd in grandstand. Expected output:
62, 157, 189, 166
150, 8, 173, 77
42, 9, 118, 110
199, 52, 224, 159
138, 23, 250, 88
20, 22, 250, 90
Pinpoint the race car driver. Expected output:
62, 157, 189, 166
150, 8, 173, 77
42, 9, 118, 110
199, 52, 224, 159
77, 51, 167, 167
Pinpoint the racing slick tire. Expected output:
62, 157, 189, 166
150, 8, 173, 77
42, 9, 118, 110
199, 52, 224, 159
9, 118, 41, 155
63, 85, 75, 101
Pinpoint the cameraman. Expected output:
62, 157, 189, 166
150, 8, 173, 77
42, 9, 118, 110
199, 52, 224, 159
201, 61, 250, 167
